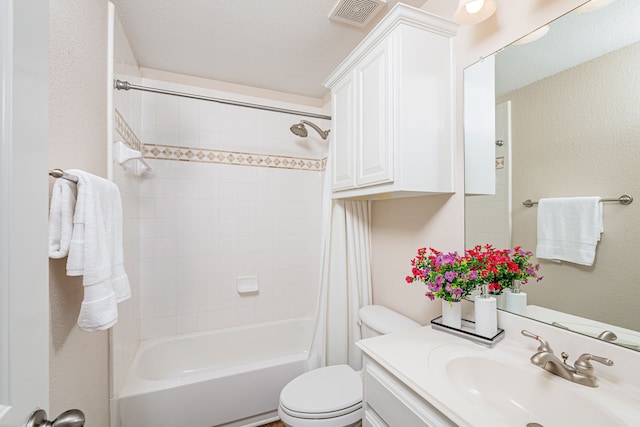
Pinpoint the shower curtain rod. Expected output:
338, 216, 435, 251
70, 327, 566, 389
114, 80, 332, 121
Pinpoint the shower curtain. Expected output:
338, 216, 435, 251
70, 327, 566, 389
308, 153, 372, 371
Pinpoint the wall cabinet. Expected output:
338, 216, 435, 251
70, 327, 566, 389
463, 55, 497, 195
323, 4, 457, 199
362, 356, 456, 427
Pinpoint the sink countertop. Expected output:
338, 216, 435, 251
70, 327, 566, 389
357, 324, 640, 427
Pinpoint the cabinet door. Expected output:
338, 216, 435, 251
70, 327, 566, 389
464, 55, 496, 195
355, 40, 393, 187
364, 361, 457, 427
331, 73, 356, 191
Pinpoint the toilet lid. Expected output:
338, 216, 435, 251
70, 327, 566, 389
280, 365, 362, 418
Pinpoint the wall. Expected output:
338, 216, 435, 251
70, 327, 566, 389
136, 76, 327, 338
370, 0, 587, 325
48, 0, 110, 425
504, 42, 640, 329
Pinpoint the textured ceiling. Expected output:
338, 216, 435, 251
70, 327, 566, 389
112, 0, 428, 99
495, 0, 640, 97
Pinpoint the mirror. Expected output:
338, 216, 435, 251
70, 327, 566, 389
464, 0, 640, 350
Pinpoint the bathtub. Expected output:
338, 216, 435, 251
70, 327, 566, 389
118, 318, 314, 427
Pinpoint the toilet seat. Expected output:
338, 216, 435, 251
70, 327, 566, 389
279, 365, 362, 420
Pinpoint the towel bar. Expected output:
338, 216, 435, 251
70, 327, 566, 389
49, 168, 79, 183
523, 195, 633, 207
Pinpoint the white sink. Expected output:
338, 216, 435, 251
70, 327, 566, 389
445, 356, 623, 426
426, 341, 636, 426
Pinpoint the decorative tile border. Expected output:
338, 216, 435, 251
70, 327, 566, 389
114, 109, 143, 151
496, 156, 505, 170
115, 109, 326, 171
142, 144, 327, 171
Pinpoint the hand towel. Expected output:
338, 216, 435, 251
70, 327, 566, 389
66, 169, 131, 331
48, 178, 77, 259
536, 196, 603, 266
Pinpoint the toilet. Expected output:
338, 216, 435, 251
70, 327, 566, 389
278, 305, 421, 427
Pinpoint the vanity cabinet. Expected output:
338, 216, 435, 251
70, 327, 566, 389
323, 4, 457, 199
362, 356, 456, 427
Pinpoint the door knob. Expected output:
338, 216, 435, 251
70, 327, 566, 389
26, 409, 85, 427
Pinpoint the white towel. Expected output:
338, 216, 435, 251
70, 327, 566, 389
65, 169, 131, 331
48, 178, 77, 259
536, 196, 603, 266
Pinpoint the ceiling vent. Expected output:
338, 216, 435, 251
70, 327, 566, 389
329, 0, 387, 28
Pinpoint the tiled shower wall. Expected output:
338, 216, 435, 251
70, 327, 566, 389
138, 160, 323, 338
137, 79, 327, 340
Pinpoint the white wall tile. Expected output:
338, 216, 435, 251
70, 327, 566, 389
176, 314, 198, 334
135, 78, 325, 338
154, 316, 177, 337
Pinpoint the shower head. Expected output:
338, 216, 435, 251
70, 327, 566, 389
290, 120, 330, 140
290, 122, 308, 138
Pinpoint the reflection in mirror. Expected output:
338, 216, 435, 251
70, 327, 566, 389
464, 0, 640, 350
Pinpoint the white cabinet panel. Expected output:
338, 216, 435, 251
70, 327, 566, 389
331, 75, 356, 191
464, 55, 496, 195
363, 358, 457, 427
324, 4, 458, 199
363, 408, 389, 427
356, 40, 393, 187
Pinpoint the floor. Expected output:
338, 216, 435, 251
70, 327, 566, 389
259, 422, 285, 427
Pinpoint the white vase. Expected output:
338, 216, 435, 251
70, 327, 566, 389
441, 299, 462, 329
505, 290, 527, 315
490, 291, 507, 310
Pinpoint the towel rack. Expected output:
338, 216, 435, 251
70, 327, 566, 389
49, 168, 79, 183
523, 195, 633, 207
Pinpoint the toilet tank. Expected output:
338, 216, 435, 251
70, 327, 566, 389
359, 305, 420, 339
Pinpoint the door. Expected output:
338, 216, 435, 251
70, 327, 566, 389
0, 0, 50, 425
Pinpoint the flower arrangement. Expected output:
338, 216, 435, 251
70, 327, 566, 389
405, 247, 480, 304
406, 244, 542, 303
465, 244, 543, 293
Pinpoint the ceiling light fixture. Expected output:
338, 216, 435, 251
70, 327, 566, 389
512, 25, 550, 45
453, 0, 497, 25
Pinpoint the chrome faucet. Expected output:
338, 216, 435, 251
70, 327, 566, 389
521, 330, 614, 387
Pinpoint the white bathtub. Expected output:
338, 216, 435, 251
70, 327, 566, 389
118, 318, 314, 427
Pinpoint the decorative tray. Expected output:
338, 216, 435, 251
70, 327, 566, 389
430, 316, 505, 347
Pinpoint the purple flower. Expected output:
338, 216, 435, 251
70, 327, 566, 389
435, 275, 445, 285
452, 288, 463, 296
441, 253, 456, 265
444, 271, 456, 282
426, 292, 435, 301
467, 269, 478, 280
